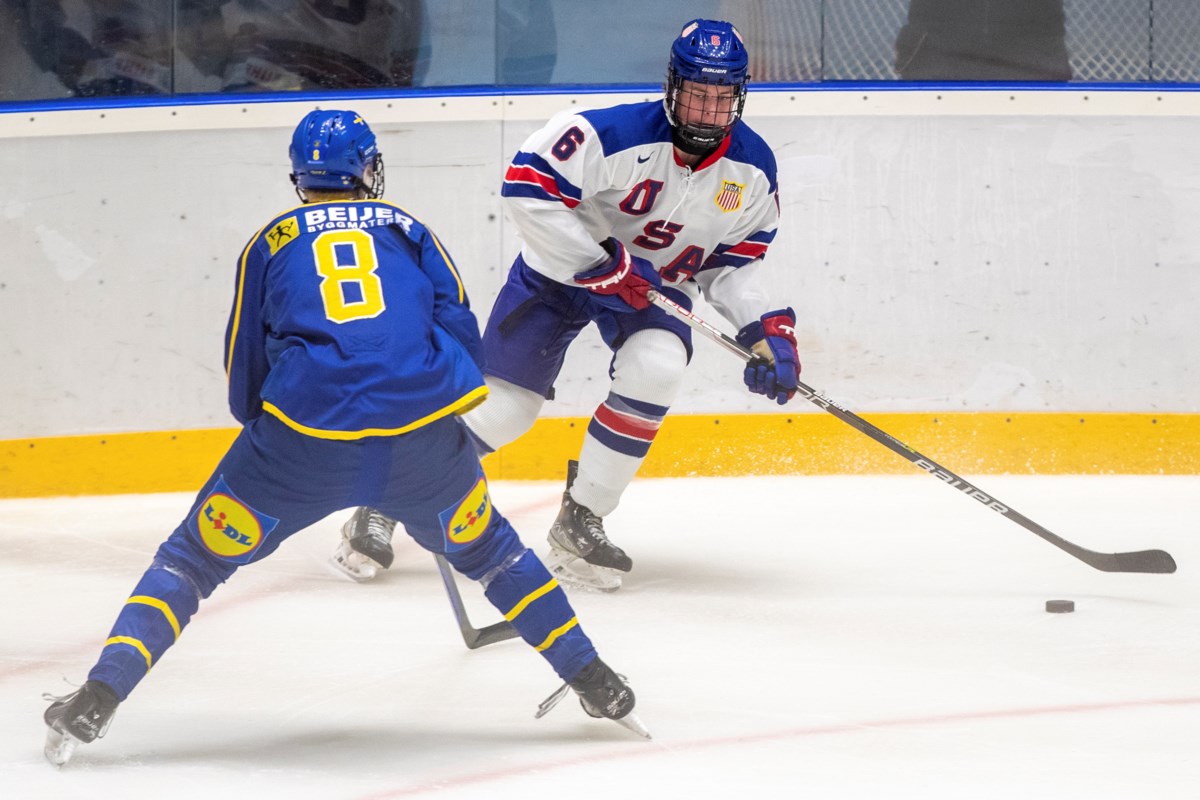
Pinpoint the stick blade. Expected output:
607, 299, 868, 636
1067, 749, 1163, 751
434, 554, 521, 649
1084, 548, 1177, 574
465, 620, 521, 649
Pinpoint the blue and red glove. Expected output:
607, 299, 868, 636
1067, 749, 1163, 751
735, 308, 800, 405
573, 238, 662, 313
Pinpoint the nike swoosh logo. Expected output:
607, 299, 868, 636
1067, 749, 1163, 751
637, 154, 651, 163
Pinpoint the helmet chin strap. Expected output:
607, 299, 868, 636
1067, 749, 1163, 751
671, 125, 726, 156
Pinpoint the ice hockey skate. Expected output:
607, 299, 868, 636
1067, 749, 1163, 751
330, 507, 396, 582
42, 680, 119, 767
535, 657, 650, 738
545, 461, 631, 592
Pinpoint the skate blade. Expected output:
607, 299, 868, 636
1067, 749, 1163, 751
534, 682, 571, 719
544, 550, 622, 593
328, 543, 380, 583
614, 711, 652, 740
44, 726, 79, 767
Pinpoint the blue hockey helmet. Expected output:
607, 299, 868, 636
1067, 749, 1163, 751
665, 19, 750, 153
289, 109, 384, 201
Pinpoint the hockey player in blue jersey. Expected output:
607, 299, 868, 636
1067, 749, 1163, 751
41, 110, 646, 767
334, 19, 800, 592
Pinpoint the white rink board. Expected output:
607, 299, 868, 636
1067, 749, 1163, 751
1, 89, 1198, 438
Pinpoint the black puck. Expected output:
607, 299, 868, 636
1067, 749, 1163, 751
1045, 599, 1075, 613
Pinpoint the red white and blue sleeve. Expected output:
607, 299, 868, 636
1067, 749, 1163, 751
500, 110, 611, 283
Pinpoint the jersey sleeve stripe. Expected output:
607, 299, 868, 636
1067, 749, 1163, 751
701, 229, 778, 270
501, 180, 581, 209
502, 152, 583, 207
225, 224, 269, 378
509, 152, 582, 198
726, 241, 770, 258
427, 229, 465, 303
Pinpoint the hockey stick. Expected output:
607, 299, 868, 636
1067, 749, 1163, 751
433, 554, 521, 649
646, 290, 1177, 575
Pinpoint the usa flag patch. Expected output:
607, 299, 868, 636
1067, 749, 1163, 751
715, 180, 744, 212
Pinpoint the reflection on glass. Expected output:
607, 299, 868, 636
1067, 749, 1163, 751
0, 0, 1189, 106
176, 1, 427, 93
496, 0, 556, 84
735, 0, 822, 83
895, 0, 1072, 80
6, 1, 174, 98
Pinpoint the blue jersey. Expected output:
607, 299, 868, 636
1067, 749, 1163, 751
224, 199, 487, 438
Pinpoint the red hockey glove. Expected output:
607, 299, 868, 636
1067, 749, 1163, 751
573, 238, 662, 313
735, 308, 800, 404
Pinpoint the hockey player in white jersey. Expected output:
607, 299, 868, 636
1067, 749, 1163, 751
332, 18, 800, 591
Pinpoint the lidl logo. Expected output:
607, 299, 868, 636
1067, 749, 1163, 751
446, 478, 493, 545
195, 478, 274, 559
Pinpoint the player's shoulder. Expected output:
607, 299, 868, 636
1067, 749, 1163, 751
723, 121, 778, 190
254, 202, 309, 238
575, 100, 672, 157
360, 199, 426, 236
242, 202, 309, 260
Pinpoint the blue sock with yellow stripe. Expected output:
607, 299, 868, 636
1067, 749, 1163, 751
482, 549, 596, 682
86, 564, 201, 701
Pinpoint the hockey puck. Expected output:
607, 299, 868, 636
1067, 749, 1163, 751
1045, 599, 1075, 613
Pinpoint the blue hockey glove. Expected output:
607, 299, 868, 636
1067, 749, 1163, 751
735, 308, 800, 404
574, 238, 662, 313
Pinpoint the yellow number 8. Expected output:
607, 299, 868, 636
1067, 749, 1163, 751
312, 229, 385, 323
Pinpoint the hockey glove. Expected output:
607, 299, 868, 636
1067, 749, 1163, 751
735, 308, 800, 405
573, 238, 662, 313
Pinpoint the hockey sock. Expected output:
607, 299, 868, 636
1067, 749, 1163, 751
574, 392, 668, 516
481, 549, 597, 682
86, 562, 202, 701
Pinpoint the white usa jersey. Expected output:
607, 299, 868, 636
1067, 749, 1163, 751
501, 100, 780, 329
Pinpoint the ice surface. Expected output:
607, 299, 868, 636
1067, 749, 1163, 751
2, 475, 1197, 799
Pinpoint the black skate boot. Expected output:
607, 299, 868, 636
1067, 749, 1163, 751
546, 461, 631, 591
331, 507, 396, 581
42, 680, 119, 766
535, 657, 650, 738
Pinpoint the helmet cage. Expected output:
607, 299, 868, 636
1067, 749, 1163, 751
664, 20, 750, 153
360, 153, 385, 200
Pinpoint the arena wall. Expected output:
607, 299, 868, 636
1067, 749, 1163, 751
1, 88, 1196, 495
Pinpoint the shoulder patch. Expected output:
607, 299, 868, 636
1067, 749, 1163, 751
266, 216, 300, 255
715, 180, 745, 212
